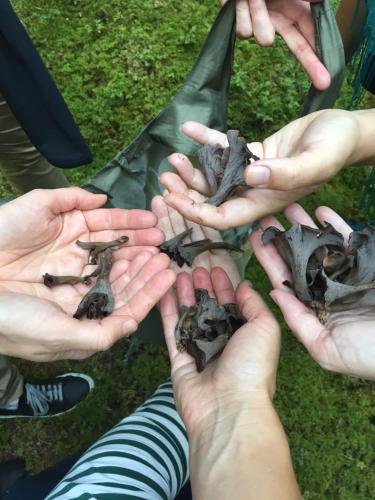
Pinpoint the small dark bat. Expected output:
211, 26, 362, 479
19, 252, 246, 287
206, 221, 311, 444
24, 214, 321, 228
74, 249, 115, 320
43, 273, 92, 287
197, 130, 259, 206
76, 236, 129, 264
160, 230, 241, 267
175, 289, 245, 371
262, 223, 375, 322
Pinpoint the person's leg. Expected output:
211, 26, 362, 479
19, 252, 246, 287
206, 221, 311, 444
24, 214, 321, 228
47, 379, 189, 500
0, 93, 69, 193
0, 355, 23, 406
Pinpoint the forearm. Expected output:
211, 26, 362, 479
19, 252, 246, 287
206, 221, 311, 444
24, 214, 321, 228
350, 109, 375, 166
188, 401, 301, 500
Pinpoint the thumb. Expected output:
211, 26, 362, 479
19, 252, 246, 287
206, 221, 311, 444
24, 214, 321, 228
244, 151, 338, 191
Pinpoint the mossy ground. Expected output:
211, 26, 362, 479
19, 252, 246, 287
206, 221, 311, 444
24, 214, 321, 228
1, 1, 374, 498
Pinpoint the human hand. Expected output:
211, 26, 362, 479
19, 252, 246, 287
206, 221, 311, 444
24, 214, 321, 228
151, 194, 240, 286
162, 110, 360, 229
160, 267, 280, 433
0, 188, 176, 361
220, 0, 330, 90
251, 202, 375, 380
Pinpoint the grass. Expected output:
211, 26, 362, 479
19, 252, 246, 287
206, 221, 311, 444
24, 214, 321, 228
1, 1, 374, 498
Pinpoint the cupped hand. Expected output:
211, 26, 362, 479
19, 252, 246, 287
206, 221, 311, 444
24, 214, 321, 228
0, 188, 176, 361
162, 111, 359, 229
160, 266, 280, 433
251, 202, 375, 380
152, 193, 240, 286
220, 0, 330, 90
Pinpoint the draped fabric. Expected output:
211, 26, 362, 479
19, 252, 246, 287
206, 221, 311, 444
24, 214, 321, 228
0, 0, 92, 168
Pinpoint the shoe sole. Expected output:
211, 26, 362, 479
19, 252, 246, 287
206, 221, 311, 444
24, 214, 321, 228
0, 372, 95, 419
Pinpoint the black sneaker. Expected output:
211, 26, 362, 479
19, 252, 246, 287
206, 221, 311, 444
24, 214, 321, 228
0, 373, 94, 418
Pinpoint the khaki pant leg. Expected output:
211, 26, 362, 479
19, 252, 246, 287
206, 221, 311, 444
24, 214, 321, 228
0, 93, 70, 193
0, 354, 23, 405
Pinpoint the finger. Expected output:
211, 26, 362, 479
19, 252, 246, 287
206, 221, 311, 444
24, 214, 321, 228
192, 268, 215, 298
38, 187, 108, 215
259, 214, 284, 232
109, 245, 159, 262
244, 150, 330, 190
84, 208, 157, 232
249, 0, 275, 45
250, 228, 292, 289
166, 153, 211, 195
315, 206, 352, 244
277, 24, 331, 91
270, 289, 326, 357
200, 223, 241, 286
115, 268, 176, 327
86, 227, 164, 247
236, 281, 277, 326
284, 203, 318, 228
177, 272, 196, 307
180, 122, 228, 148
151, 195, 174, 241
164, 192, 249, 230
160, 289, 180, 359
211, 267, 235, 304
120, 253, 172, 303
165, 198, 189, 238
161, 173, 208, 203
236, 0, 253, 38
247, 141, 264, 161
89, 268, 177, 349
112, 251, 153, 293
296, 5, 316, 50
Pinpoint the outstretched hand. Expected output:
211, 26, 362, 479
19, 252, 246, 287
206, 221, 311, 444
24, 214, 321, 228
160, 267, 280, 433
251, 203, 375, 380
0, 188, 176, 361
152, 194, 240, 286
162, 111, 359, 229
220, 0, 331, 90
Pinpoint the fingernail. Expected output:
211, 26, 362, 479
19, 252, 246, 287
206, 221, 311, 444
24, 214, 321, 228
246, 166, 270, 186
244, 279, 253, 288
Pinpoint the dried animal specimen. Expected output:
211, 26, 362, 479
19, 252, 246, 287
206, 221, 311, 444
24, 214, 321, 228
73, 249, 115, 320
175, 289, 245, 371
160, 229, 241, 267
262, 223, 375, 321
76, 236, 129, 264
43, 273, 92, 288
197, 130, 259, 206
159, 228, 193, 262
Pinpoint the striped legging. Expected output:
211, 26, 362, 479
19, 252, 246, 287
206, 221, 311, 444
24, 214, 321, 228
47, 380, 189, 500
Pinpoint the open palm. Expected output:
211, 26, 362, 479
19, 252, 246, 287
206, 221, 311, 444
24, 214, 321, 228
0, 188, 175, 361
251, 202, 375, 380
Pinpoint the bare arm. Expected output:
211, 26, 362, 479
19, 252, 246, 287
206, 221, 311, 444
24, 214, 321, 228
190, 400, 301, 500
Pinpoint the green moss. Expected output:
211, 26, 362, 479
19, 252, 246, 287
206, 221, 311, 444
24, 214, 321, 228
1, 1, 374, 498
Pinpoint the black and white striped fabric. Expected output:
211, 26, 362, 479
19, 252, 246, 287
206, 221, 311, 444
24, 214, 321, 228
47, 380, 189, 499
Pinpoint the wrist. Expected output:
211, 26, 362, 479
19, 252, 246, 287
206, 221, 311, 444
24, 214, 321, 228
189, 399, 300, 500
348, 109, 375, 165
188, 393, 275, 455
